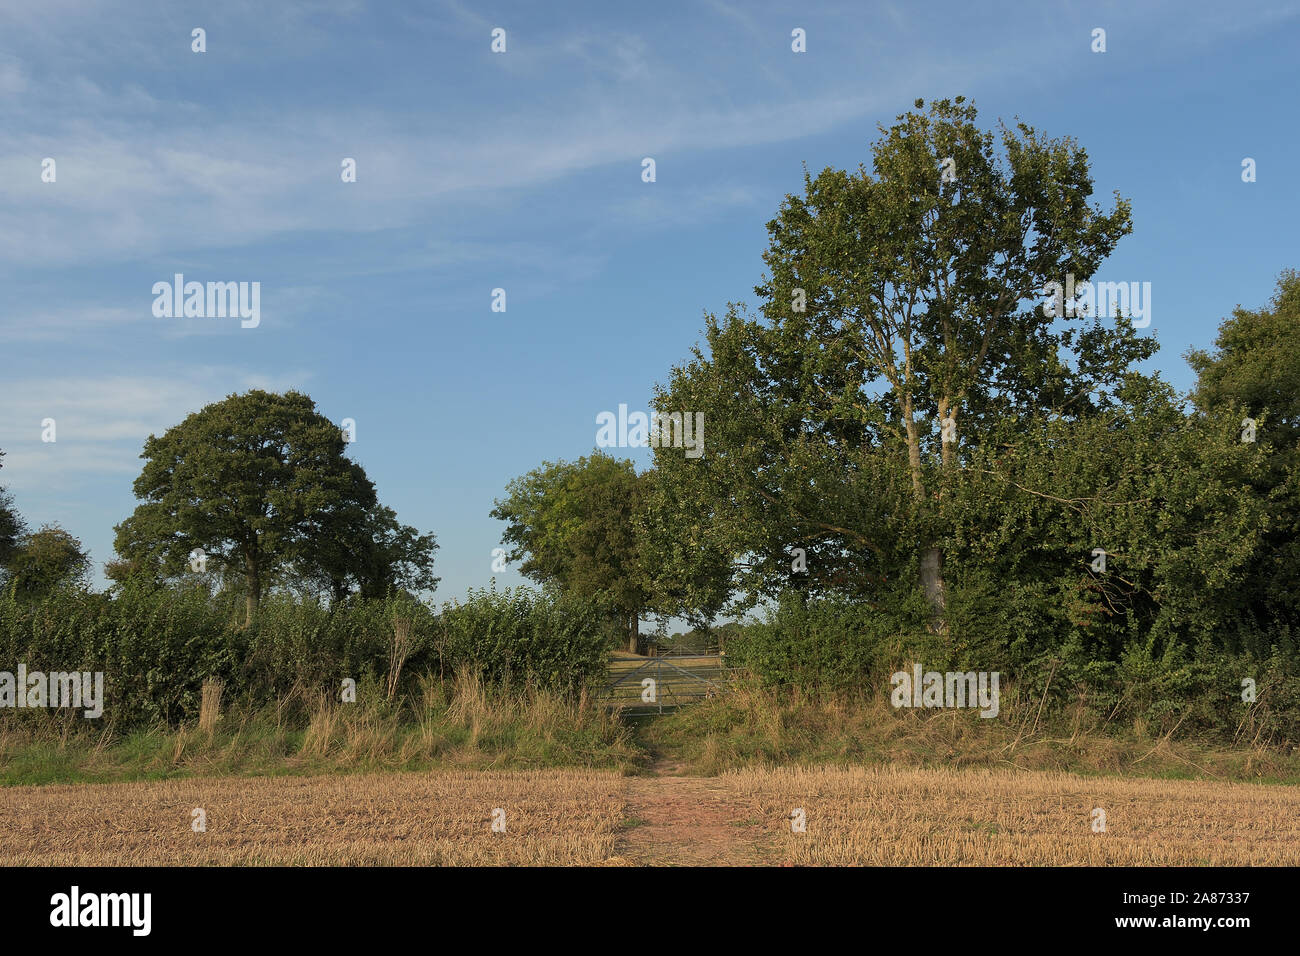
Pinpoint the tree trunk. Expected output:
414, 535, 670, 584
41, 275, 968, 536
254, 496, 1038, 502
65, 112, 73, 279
244, 560, 260, 628
903, 398, 925, 499
920, 545, 947, 633
331, 577, 349, 606
903, 396, 948, 633
627, 613, 639, 655
924, 396, 955, 633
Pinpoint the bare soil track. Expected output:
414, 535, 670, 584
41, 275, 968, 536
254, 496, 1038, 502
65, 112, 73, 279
610, 759, 778, 866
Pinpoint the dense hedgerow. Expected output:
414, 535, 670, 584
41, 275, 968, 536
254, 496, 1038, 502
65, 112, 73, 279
0, 583, 608, 729
727, 588, 1300, 745
433, 586, 609, 691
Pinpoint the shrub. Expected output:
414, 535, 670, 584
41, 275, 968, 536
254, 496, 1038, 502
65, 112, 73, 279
0, 583, 607, 730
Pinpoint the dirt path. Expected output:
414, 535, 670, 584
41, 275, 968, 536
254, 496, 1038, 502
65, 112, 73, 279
613, 759, 780, 866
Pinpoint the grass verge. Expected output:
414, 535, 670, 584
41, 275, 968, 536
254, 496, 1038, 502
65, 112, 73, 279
0, 671, 641, 786
636, 680, 1300, 784
5, 673, 1299, 787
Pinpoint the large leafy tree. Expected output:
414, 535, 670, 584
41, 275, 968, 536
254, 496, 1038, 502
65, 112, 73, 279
113, 389, 393, 623
1187, 270, 1300, 446
637, 463, 733, 630
1186, 269, 1300, 625
491, 452, 650, 652
654, 97, 1152, 632
359, 506, 440, 599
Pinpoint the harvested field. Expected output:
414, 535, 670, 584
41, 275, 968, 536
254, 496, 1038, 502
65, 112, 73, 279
729, 765, 1300, 866
0, 769, 627, 866
2, 765, 1298, 866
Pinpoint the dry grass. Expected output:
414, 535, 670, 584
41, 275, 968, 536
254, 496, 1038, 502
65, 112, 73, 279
729, 765, 1300, 865
3, 763, 1297, 866
0, 670, 639, 786
645, 681, 1300, 783
0, 769, 629, 866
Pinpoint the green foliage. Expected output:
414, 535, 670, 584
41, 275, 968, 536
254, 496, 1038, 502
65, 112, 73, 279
4, 524, 91, 600
729, 588, 933, 690
727, 589, 1300, 743
434, 586, 611, 691
110, 389, 437, 618
0, 584, 608, 730
1187, 270, 1300, 446
238, 591, 432, 699
638, 456, 733, 627
652, 98, 1151, 626
0, 583, 228, 726
491, 452, 650, 647
940, 377, 1272, 658
294, 503, 440, 603
722, 365, 1300, 741
1186, 269, 1300, 624
114, 389, 369, 596
729, 592, 883, 690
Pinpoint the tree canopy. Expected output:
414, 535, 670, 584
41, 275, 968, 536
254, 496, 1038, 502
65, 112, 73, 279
491, 452, 650, 651
1186, 270, 1300, 626
651, 96, 1155, 633
112, 389, 436, 621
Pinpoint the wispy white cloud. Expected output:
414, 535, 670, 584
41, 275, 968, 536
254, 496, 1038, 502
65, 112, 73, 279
0, 1, 1054, 272
0, 89, 893, 268
0, 369, 314, 492
0, 305, 144, 343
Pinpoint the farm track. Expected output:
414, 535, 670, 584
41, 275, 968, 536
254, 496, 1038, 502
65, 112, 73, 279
2, 764, 1299, 866
610, 758, 779, 866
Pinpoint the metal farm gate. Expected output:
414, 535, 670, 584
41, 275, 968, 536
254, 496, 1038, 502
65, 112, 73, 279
597, 655, 732, 716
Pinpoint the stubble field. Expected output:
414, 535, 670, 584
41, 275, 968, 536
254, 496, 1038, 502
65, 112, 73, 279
3, 764, 1298, 866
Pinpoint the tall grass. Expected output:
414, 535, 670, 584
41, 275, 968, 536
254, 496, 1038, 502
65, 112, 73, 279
640, 676, 1300, 783
0, 667, 639, 786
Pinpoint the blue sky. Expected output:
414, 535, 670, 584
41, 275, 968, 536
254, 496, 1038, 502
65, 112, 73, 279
1, 0, 1297, 607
